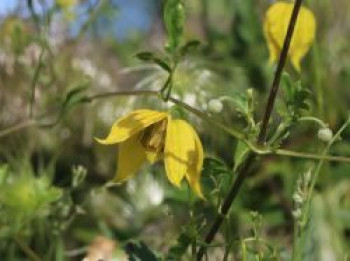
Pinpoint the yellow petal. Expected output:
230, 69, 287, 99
263, 19, 279, 65
114, 135, 146, 183
96, 110, 168, 145
185, 124, 205, 199
290, 6, 316, 71
264, 2, 288, 64
264, 2, 316, 71
266, 2, 291, 48
164, 119, 196, 187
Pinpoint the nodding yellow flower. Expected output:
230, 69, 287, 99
263, 1, 316, 71
56, 0, 77, 21
56, 0, 76, 9
96, 109, 204, 198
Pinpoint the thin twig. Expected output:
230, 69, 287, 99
75, 0, 106, 42
26, 0, 40, 29
274, 148, 350, 163
29, 47, 45, 118
13, 236, 42, 261
0, 120, 36, 138
87, 90, 159, 101
200, 0, 211, 48
168, 97, 244, 141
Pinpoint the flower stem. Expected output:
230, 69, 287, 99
168, 97, 244, 141
298, 116, 327, 128
0, 120, 36, 138
88, 90, 159, 101
292, 220, 299, 261
302, 116, 350, 223
274, 148, 350, 163
29, 48, 45, 118
13, 236, 42, 261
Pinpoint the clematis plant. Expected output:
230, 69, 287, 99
96, 109, 204, 198
263, 1, 316, 71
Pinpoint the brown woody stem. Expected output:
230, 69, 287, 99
197, 0, 304, 259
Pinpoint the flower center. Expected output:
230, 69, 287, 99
140, 120, 167, 153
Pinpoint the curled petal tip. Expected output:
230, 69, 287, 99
94, 137, 108, 144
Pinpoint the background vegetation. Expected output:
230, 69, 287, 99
0, 0, 349, 260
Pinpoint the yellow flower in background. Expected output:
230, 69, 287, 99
96, 109, 204, 198
56, 0, 77, 21
56, 0, 77, 9
263, 1, 316, 71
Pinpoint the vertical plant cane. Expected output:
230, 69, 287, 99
197, 0, 304, 259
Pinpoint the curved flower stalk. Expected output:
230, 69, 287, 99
96, 109, 204, 198
264, 1, 316, 71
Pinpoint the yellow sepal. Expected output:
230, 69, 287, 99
264, 1, 316, 71
96, 109, 168, 145
114, 135, 147, 183
185, 124, 204, 199
164, 119, 196, 187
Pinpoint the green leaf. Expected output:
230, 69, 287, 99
0, 164, 9, 185
166, 232, 192, 261
125, 241, 160, 261
202, 157, 233, 196
233, 140, 250, 171
135, 52, 171, 72
228, 91, 249, 116
281, 72, 294, 100
180, 40, 201, 56
280, 73, 311, 119
61, 82, 90, 115
164, 0, 185, 53
202, 157, 231, 177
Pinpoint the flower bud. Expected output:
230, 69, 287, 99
317, 128, 333, 142
293, 192, 303, 205
292, 209, 302, 219
208, 99, 223, 113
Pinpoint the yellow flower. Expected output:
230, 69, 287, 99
56, 0, 76, 9
263, 1, 316, 71
56, 0, 77, 21
96, 109, 204, 198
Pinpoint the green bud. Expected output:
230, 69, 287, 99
317, 127, 333, 142
293, 192, 303, 205
292, 209, 302, 219
164, 0, 185, 53
208, 99, 223, 113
